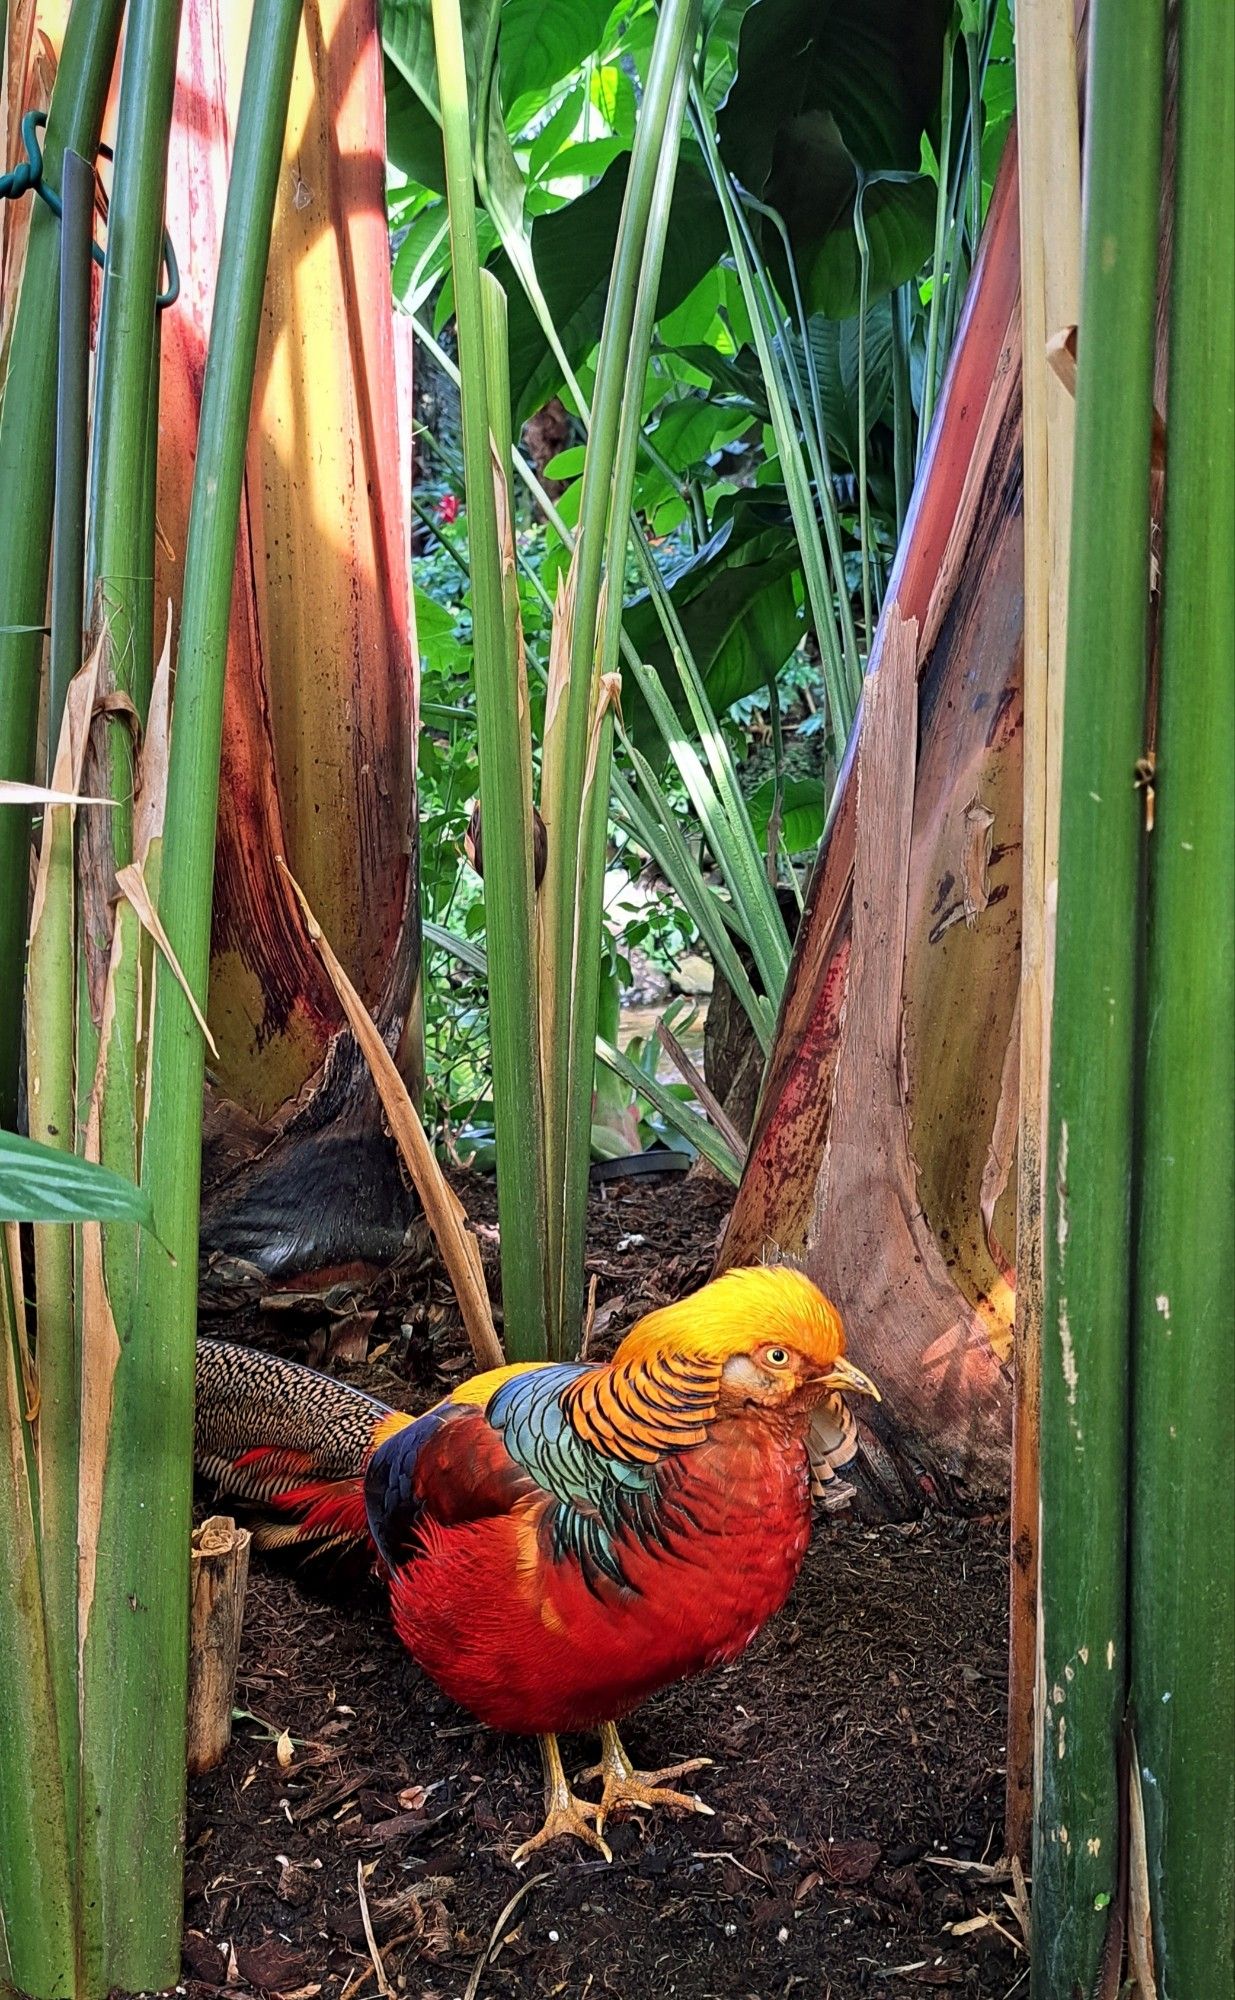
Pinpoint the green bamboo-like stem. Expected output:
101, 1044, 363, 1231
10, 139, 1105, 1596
691, 101, 855, 758
918, 24, 956, 457
0, 0, 125, 1129
890, 283, 913, 535
86, 0, 181, 717
75, 6, 303, 1986
478, 269, 550, 1360
0, 1240, 76, 1998
430, 0, 548, 1359
853, 182, 874, 646
544, 0, 701, 1353
30, 142, 96, 1857
47, 147, 95, 772
1034, 0, 1164, 1991
1129, 2, 1234, 1989
491, 251, 792, 999
411, 310, 779, 1048
75, 0, 182, 1408
739, 187, 863, 709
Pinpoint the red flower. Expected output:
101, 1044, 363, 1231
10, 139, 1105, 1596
436, 493, 460, 524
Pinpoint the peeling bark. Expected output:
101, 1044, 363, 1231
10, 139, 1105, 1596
717, 144, 1026, 1505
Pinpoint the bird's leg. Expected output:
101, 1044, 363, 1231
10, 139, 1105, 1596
510, 1733, 613, 1868
580, 1721, 714, 1835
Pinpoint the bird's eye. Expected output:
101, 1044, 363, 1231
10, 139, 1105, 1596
765, 1347, 789, 1367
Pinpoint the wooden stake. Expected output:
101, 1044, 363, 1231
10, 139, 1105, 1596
187, 1515, 251, 1777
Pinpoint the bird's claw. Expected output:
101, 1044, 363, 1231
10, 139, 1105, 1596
511, 1796, 612, 1868
581, 1756, 715, 1834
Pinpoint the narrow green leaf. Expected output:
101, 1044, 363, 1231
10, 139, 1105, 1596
0, 1129, 156, 1230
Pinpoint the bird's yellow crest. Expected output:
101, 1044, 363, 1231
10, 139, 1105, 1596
613, 1264, 847, 1371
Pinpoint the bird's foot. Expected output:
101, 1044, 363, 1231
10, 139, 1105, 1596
511, 1797, 611, 1869
582, 1724, 715, 1834
513, 1734, 613, 1868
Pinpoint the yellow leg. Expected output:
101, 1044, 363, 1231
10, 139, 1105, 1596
580, 1721, 714, 1836
511, 1733, 613, 1868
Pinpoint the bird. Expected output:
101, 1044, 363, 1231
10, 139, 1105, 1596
195, 1263, 878, 1864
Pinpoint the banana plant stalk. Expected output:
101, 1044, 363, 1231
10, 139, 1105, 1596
1035, 0, 1165, 1991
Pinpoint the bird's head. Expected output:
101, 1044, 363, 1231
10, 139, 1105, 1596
613, 1265, 879, 1422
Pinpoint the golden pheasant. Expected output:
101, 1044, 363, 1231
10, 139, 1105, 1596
195, 1264, 877, 1862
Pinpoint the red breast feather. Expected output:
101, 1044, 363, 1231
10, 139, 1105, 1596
386, 1418, 811, 1735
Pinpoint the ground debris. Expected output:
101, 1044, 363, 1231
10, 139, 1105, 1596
189, 1171, 1015, 1999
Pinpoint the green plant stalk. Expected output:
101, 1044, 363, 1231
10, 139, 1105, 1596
853, 183, 874, 646
47, 146, 95, 773
0, 1245, 75, 2000
411, 311, 782, 1037
738, 188, 862, 707
547, 0, 702, 1350
495, 473, 774, 1044
495, 491, 774, 1039
477, 268, 550, 1359
512, 450, 785, 1009
484, 163, 771, 823
691, 102, 852, 762
622, 528, 789, 999
764, 671, 784, 889
430, 0, 550, 1359
30, 142, 95, 1855
1034, 0, 1165, 1992
890, 283, 913, 535
455, 77, 790, 1009
594, 513, 787, 996
918, 24, 956, 456
1129, 2, 1235, 1989
73, 2, 183, 1637
963, 14, 984, 260
613, 751, 772, 1046
0, 0, 125, 1130
86, 0, 181, 715
595, 1036, 742, 1182
75, 5, 303, 1987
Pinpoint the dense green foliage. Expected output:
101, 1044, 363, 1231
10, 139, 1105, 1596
390, 0, 1014, 1150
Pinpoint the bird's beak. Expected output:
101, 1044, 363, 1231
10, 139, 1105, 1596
822, 1355, 881, 1402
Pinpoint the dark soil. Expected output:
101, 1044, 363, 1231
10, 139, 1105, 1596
186, 1172, 1022, 2000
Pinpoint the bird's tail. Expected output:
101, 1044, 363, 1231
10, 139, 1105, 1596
195, 1338, 411, 1565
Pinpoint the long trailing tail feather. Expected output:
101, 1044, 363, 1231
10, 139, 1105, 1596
195, 1338, 409, 1565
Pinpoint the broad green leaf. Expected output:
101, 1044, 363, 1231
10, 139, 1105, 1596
392, 200, 451, 309
621, 494, 804, 747
798, 298, 896, 472
0, 1128, 156, 1230
413, 587, 465, 673
501, 0, 615, 117
648, 394, 751, 470
497, 153, 726, 423
527, 82, 587, 181
589, 63, 636, 146
536, 135, 630, 189
717, 0, 950, 316
382, 0, 526, 244
747, 774, 826, 854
